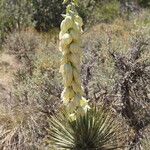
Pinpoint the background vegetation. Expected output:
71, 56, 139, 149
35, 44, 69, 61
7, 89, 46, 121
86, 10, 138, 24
0, 0, 149, 149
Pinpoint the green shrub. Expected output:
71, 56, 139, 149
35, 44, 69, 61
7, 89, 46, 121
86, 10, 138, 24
78, 0, 120, 27
94, 0, 120, 23
138, 0, 150, 7
32, 0, 64, 31
0, 0, 33, 45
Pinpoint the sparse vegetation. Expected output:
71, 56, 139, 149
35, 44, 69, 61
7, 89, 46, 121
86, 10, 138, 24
0, 0, 149, 149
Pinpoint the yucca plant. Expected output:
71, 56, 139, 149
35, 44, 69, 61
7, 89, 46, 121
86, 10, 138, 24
47, 107, 123, 150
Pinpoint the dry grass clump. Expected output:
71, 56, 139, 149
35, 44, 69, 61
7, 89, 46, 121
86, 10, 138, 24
0, 105, 46, 150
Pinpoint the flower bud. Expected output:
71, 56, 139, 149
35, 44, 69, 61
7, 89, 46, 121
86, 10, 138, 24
60, 16, 73, 32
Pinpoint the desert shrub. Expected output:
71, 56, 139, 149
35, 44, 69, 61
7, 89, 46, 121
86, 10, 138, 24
82, 10, 150, 97
0, 0, 33, 45
0, 29, 62, 149
12, 37, 62, 114
81, 12, 150, 149
93, 0, 120, 23
0, 104, 47, 150
141, 128, 150, 150
133, 9, 150, 26
78, 0, 120, 27
32, 0, 64, 31
31, 0, 121, 31
12, 50, 62, 148
138, 0, 150, 7
19, 50, 61, 111
3, 30, 43, 76
3, 30, 40, 60
142, 140, 150, 150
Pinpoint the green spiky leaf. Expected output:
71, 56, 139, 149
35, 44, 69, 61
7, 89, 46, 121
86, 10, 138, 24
47, 107, 124, 149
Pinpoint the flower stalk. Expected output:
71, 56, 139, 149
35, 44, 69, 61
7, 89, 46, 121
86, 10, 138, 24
59, 0, 89, 116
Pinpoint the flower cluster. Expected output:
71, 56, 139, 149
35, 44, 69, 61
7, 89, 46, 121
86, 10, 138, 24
59, 3, 89, 115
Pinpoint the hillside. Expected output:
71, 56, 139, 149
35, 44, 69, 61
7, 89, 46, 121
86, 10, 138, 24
0, 0, 149, 149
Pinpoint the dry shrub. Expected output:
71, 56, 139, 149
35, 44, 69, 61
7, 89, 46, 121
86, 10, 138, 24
3, 30, 41, 61
2, 30, 42, 76
0, 104, 46, 150
82, 11, 150, 99
0, 29, 62, 149
13, 50, 62, 116
82, 12, 150, 149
